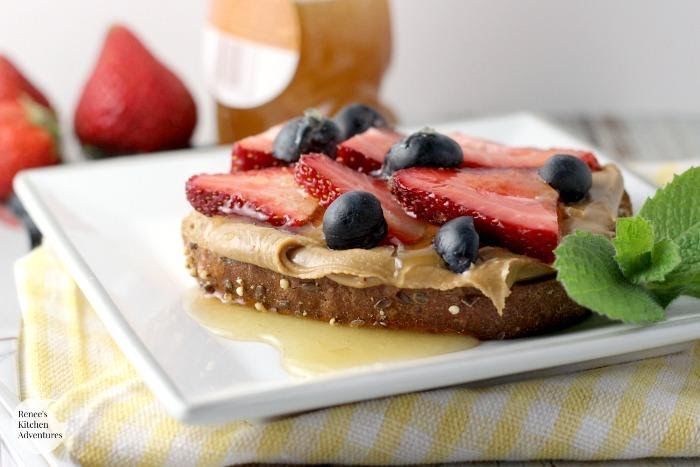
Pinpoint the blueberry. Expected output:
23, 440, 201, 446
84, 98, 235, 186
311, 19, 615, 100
323, 191, 387, 250
382, 129, 463, 175
333, 103, 388, 139
538, 154, 592, 203
273, 111, 342, 162
434, 216, 480, 273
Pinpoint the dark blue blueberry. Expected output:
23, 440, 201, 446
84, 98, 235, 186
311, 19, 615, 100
538, 154, 592, 203
323, 191, 387, 250
272, 112, 342, 162
382, 129, 463, 175
333, 103, 388, 139
434, 216, 480, 273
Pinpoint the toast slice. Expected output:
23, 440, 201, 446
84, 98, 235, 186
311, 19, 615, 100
183, 238, 583, 340
183, 114, 629, 340
182, 192, 631, 340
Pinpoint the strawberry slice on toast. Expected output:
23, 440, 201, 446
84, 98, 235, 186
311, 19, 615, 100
450, 133, 601, 171
390, 167, 560, 262
295, 154, 426, 244
230, 124, 285, 172
187, 167, 318, 226
335, 127, 403, 173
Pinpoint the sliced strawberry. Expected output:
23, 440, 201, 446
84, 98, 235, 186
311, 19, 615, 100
186, 167, 318, 227
230, 124, 285, 171
294, 154, 426, 244
390, 167, 560, 262
335, 127, 403, 173
449, 132, 601, 171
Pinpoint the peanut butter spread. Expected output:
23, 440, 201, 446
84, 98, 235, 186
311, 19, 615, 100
563, 164, 626, 236
183, 164, 624, 312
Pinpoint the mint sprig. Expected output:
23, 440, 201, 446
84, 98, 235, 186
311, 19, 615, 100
554, 231, 665, 323
554, 167, 700, 324
612, 217, 681, 284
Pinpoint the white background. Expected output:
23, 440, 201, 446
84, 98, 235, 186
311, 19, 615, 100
1, 0, 700, 145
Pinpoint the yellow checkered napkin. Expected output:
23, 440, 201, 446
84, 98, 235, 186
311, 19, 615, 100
15, 247, 700, 466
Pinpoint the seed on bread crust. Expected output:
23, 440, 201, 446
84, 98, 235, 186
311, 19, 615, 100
301, 282, 319, 292
397, 291, 413, 304
461, 296, 480, 308
254, 285, 266, 300
412, 292, 428, 304
374, 297, 392, 311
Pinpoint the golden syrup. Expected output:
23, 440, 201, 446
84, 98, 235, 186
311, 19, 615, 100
185, 290, 478, 377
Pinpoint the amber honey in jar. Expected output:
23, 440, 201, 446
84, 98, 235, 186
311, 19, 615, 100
205, 0, 392, 143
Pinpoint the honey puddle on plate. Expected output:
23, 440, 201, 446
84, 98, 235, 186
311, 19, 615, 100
185, 291, 478, 377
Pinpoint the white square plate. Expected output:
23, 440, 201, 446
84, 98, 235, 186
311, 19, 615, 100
14, 113, 700, 423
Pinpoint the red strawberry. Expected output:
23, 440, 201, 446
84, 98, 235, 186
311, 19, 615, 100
0, 204, 19, 227
294, 154, 426, 244
74, 25, 197, 156
450, 133, 600, 171
0, 55, 53, 111
231, 124, 285, 171
0, 100, 60, 199
336, 127, 403, 173
186, 167, 318, 227
390, 167, 560, 262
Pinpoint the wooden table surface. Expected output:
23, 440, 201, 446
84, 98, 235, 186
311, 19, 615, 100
557, 115, 700, 161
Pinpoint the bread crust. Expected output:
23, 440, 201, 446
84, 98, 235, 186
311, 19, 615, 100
183, 192, 631, 340
184, 241, 588, 340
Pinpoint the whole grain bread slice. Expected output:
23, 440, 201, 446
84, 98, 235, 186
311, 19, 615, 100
183, 193, 631, 340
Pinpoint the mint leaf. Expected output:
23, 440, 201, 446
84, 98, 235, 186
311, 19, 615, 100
638, 167, 700, 241
645, 239, 682, 283
554, 167, 699, 323
554, 231, 665, 324
612, 216, 681, 284
661, 222, 700, 298
612, 216, 654, 279
638, 167, 700, 299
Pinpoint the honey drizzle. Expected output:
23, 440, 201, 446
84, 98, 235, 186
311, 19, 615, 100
185, 290, 478, 377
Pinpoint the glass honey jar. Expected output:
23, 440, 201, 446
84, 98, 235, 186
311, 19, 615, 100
205, 0, 393, 143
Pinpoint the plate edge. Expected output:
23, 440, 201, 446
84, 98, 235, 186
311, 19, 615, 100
13, 172, 192, 420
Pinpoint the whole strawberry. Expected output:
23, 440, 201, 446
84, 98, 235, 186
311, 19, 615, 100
0, 99, 60, 199
74, 25, 197, 156
0, 55, 53, 111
